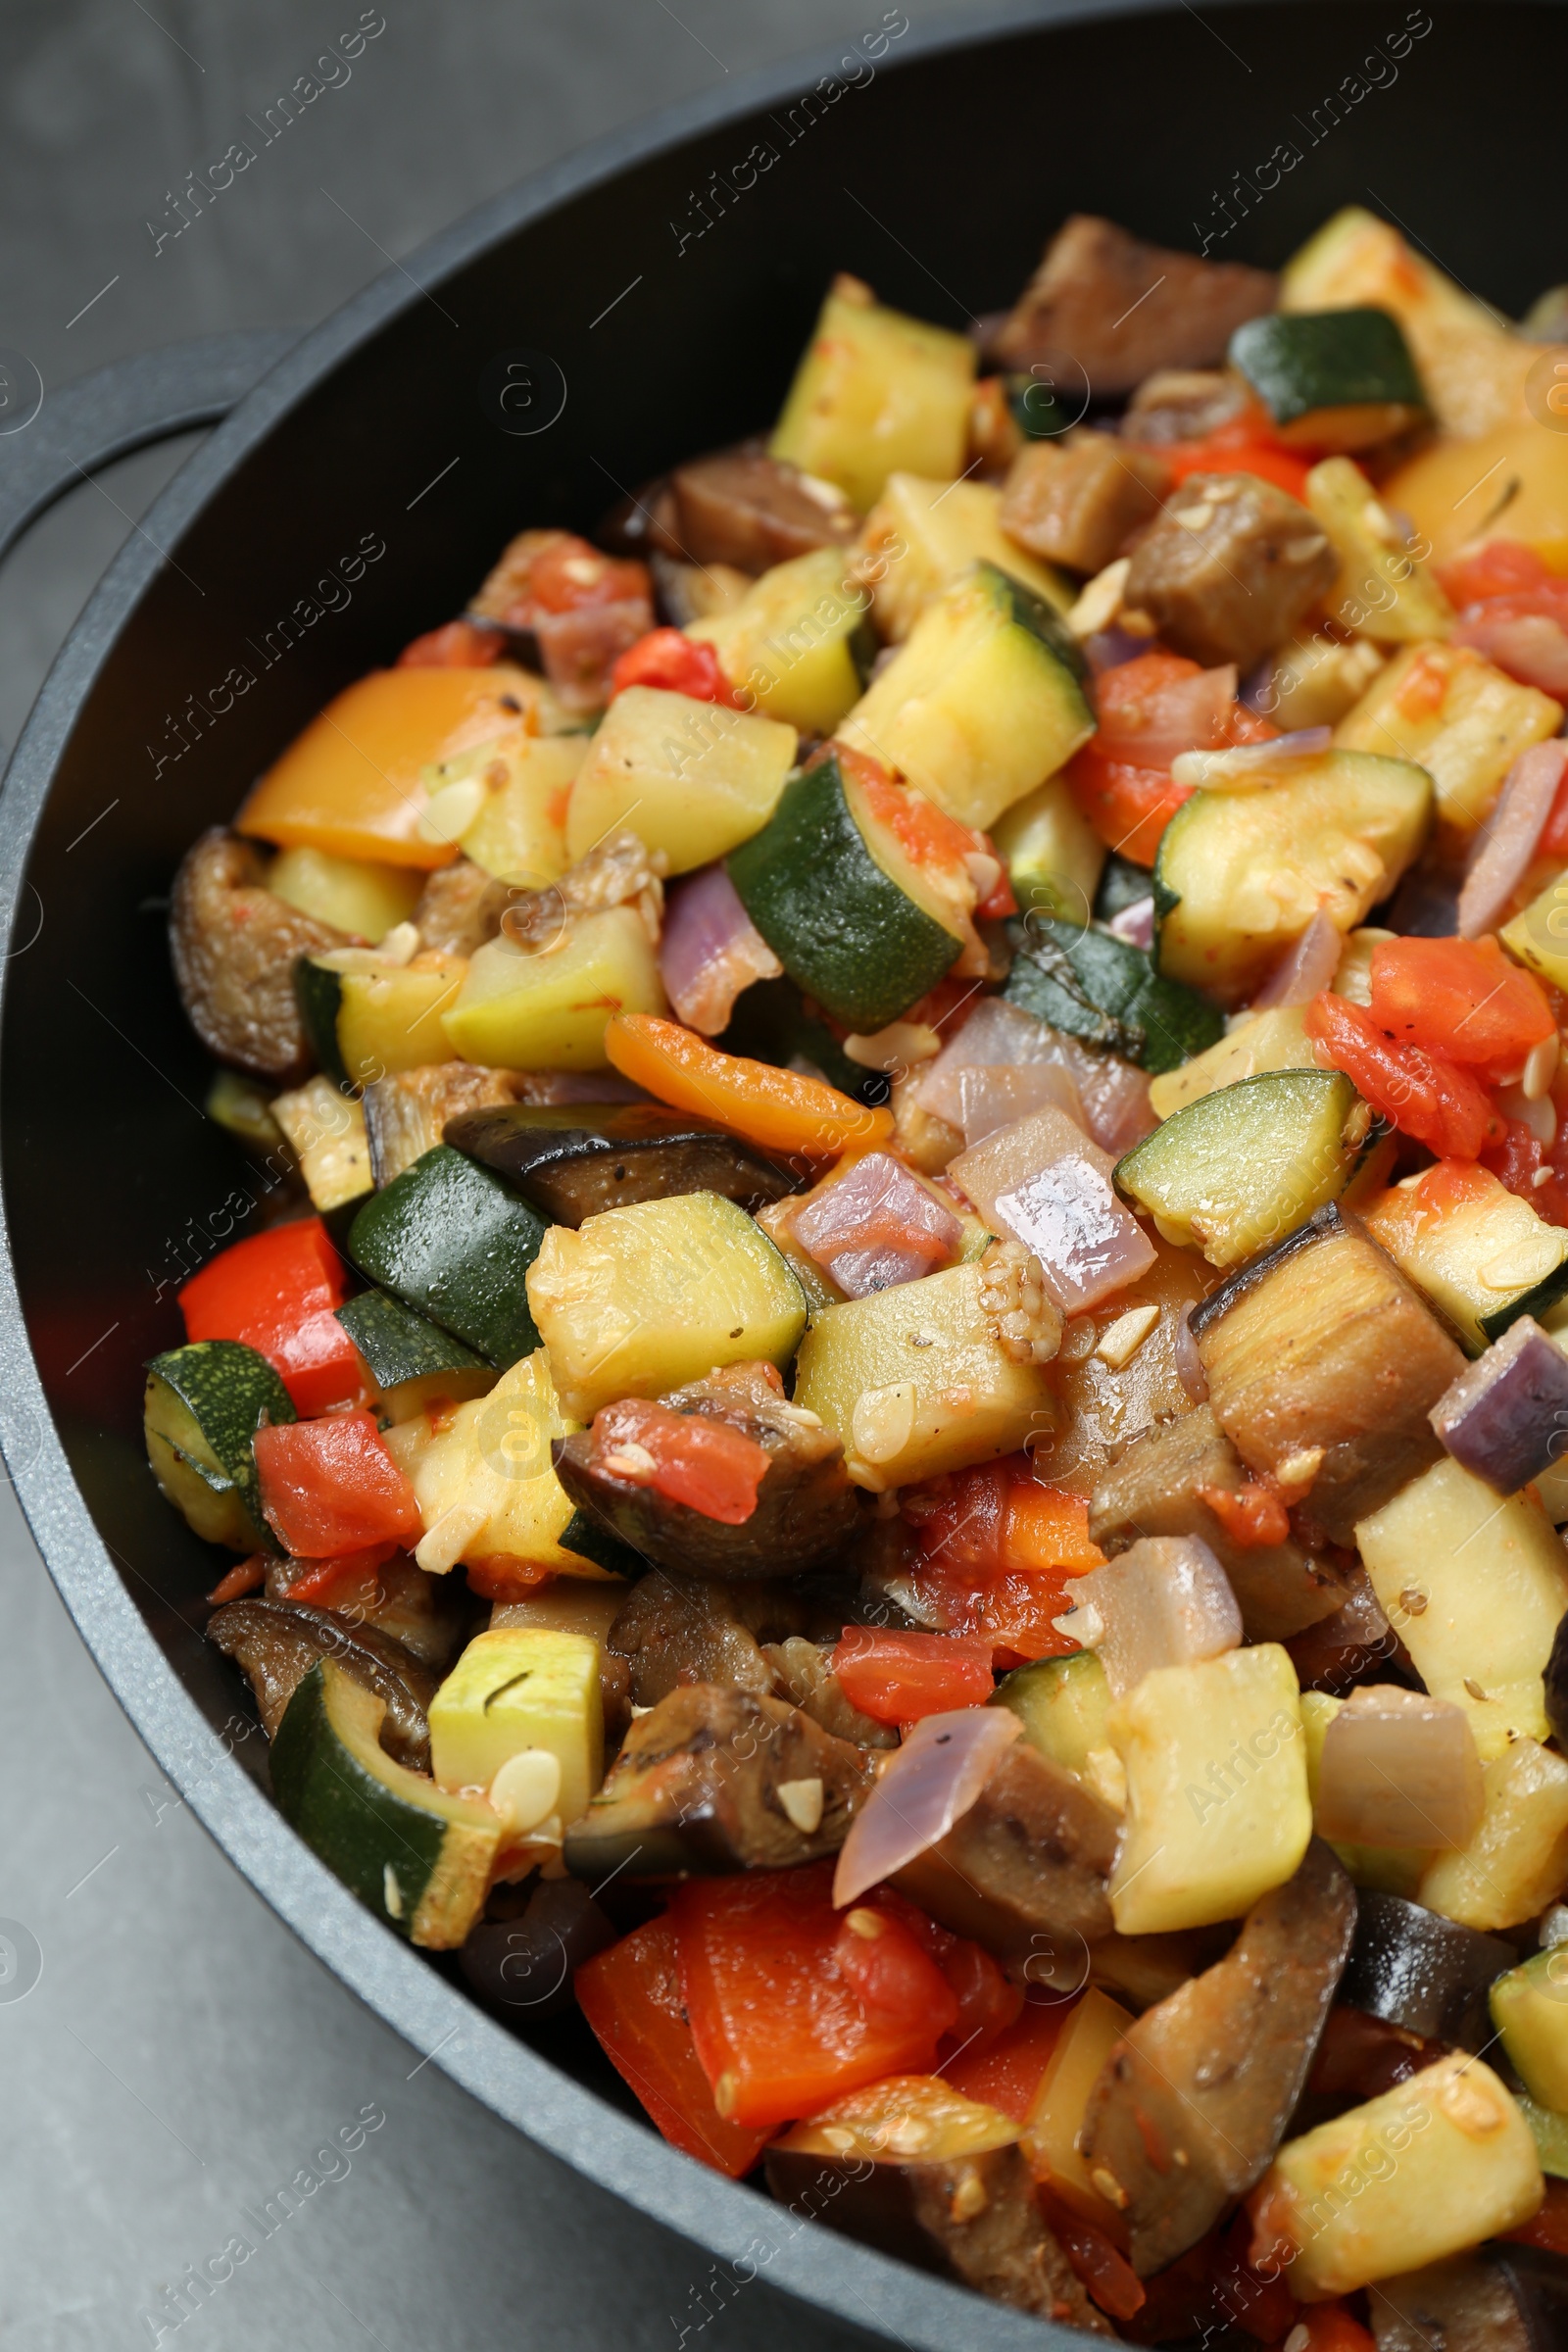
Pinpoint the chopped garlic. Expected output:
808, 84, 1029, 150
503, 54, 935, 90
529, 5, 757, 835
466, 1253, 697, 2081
1067, 557, 1129, 640
1095, 1302, 1160, 1370
776, 1777, 825, 1837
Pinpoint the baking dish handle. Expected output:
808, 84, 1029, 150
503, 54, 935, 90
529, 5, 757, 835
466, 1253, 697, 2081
0, 328, 298, 566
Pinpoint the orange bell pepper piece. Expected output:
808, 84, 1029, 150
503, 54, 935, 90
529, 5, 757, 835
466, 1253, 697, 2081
604, 1013, 893, 1158
236, 664, 552, 868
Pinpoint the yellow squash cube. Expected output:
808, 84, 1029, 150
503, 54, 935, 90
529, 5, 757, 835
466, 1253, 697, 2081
456, 733, 584, 886
1258, 2055, 1541, 2297
1334, 640, 1561, 837
429, 1626, 603, 1825
1106, 1644, 1311, 1934
857, 472, 1071, 643
769, 276, 974, 512
1356, 1459, 1568, 1759
267, 844, 422, 942
380, 1348, 600, 1580
688, 548, 865, 738
565, 685, 796, 873
1418, 1740, 1568, 1932
1020, 1987, 1135, 2231
441, 907, 665, 1071
526, 1191, 807, 1420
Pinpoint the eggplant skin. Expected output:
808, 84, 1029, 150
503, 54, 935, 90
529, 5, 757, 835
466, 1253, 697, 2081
762, 2145, 1112, 2333
553, 1407, 860, 1583
1079, 1838, 1355, 2277
170, 829, 347, 1083
562, 1680, 872, 1880
208, 1598, 435, 1771
893, 1741, 1119, 1957
446, 1101, 799, 1226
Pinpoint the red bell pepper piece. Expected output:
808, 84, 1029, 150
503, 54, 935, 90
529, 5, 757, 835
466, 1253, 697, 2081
1160, 413, 1313, 500
831, 1627, 996, 1724
590, 1397, 771, 1526
179, 1217, 364, 1416
1282, 2308, 1376, 2352
941, 1992, 1077, 2120
397, 618, 506, 667
1435, 537, 1552, 606
206, 1555, 268, 1606
574, 1916, 773, 2178
609, 626, 739, 706
672, 1862, 956, 2130
1037, 2186, 1147, 2322
1505, 2173, 1568, 2256
1303, 991, 1502, 1160
283, 1542, 398, 1604
253, 1412, 421, 1557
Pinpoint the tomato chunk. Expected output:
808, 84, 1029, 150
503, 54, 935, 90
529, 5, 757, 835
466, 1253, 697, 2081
1303, 991, 1502, 1160
397, 618, 505, 668
673, 1863, 956, 2130
283, 1542, 398, 1604
1159, 414, 1312, 499
831, 1627, 995, 1723
253, 1412, 422, 1557
609, 626, 738, 706
1435, 538, 1552, 606
1369, 934, 1555, 1080
1506, 2174, 1568, 2255
575, 1916, 774, 2177
893, 1464, 1099, 1664
590, 1396, 771, 1526
1066, 739, 1192, 862
178, 1216, 363, 1416
941, 1993, 1076, 2120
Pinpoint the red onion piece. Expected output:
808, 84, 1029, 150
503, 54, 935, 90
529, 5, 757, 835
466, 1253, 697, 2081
1429, 1315, 1568, 1494
1173, 1311, 1209, 1402
794, 1151, 961, 1298
1457, 740, 1568, 940
914, 995, 1153, 1155
920, 1059, 1085, 1147
952, 1105, 1156, 1313
659, 862, 783, 1034
1106, 896, 1155, 952
1452, 611, 1568, 698
1315, 1688, 1485, 1849
1084, 625, 1150, 673
832, 1706, 1020, 1908
1250, 907, 1343, 1009
1169, 726, 1333, 788
1098, 660, 1237, 766
1061, 1536, 1242, 1697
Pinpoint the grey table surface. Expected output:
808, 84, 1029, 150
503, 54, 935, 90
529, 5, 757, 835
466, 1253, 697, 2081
0, 4, 1001, 2345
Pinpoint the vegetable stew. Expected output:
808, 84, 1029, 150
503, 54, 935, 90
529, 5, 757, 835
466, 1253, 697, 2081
152, 201, 1568, 2338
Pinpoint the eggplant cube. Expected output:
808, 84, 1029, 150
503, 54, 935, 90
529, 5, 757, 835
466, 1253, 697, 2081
1430, 1315, 1568, 1494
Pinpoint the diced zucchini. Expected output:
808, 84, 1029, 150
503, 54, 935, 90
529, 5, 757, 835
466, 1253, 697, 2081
836, 561, 1094, 831
382, 1348, 597, 1579
270, 1659, 499, 1949
856, 472, 1071, 644
144, 1339, 296, 1551
269, 1074, 372, 1214
564, 685, 797, 874
1356, 1458, 1568, 1760
793, 1259, 1057, 1493
334, 1288, 493, 1423
1020, 1988, 1136, 2229
525, 1191, 807, 1420
1228, 309, 1428, 451
1304, 458, 1453, 644
1152, 749, 1431, 1000
1492, 1948, 1568, 2114
1280, 207, 1503, 347
1257, 2055, 1542, 2298
1334, 643, 1562, 839
1193, 1205, 1464, 1544
296, 950, 466, 1089
1363, 1162, 1568, 1352
347, 1143, 548, 1367
1419, 1738, 1568, 1932
1503, 868, 1568, 995
687, 548, 866, 737
206, 1068, 288, 1157
1115, 1069, 1369, 1267
1004, 914, 1224, 1075
441, 908, 665, 1072
429, 1626, 602, 1825
990, 772, 1105, 926
267, 844, 422, 943
454, 733, 583, 886
1520, 2095, 1568, 2180
1252, 629, 1387, 732
992, 1650, 1112, 1782
726, 750, 964, 1034
1146, 1005, 1315, 1120
1105, 1643, 1311, 1935
768, 274, 975, 511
